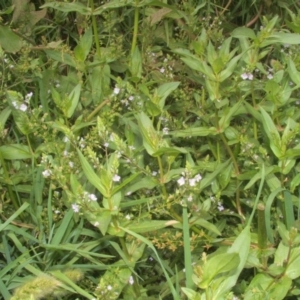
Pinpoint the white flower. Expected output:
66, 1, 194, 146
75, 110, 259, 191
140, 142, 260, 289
12, 101, 18, 109
187, 195, 193, 202
152, 171, 158, 176
72, 203, 80, 213
19, 104, 28, 112
128, 96, 134, 101
42, 170, 52, 178
63, 136, 69, 143
25, 92, 33, 103
194, 174, 202, 182
63, 150, 68, 156
125, 214, 131, 220
217, 202, 224, 211
189, 178, 196, 186
113, 174, 121, 182
126, 191, 132, 196
129, 276, 134, 285
107, 285, 112, 290
247, 73, 254, 80
267, 73, 273, 80
160, 67, 165, 73
94, 221, 100, 226
128, 145, 135, 150
104, 142, 109, 147
241, 73, 248, 80
69, 161, 74, 168
162, 127, 169, 135
88, 194, 97, 201
113, 87, 120, 95
177, 176, 185, 186
54, 210, 60, 214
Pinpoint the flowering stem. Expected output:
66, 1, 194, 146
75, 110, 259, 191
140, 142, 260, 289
251, 82, 258, 139
89, 0, 101, 57
131, 1, 140, 54
157, 156, 167, 198
86, 99, 110, 121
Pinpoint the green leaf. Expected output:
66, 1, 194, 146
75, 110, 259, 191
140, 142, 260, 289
0, 25, 23, 53
199, 252, 240, 289
129, 46, 142, 80
127, 220, 178, 233
77, 148, 109, 197
74, 27, 93, 62
41, 2, 91, 14
259, 106, 282, 158
192, 219, 221, 235
170, 127, 218, 137
287, 57, 300, 86
157, 81, 180, 109
152, 146, 188, 157
66, 84, 81, 118
286, 248, 300, 279
231, 27, 256, 39
0, 107, 11, 129
0, 144, 32, 160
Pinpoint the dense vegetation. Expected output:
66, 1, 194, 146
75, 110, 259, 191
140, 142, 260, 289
1, 0, 300, 299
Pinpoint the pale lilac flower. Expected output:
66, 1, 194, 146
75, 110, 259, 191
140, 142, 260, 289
19, 104, 28, 112
88, 194, 97, 201
12, 101, 18, 109
162, 127, 169, 135
194, 174, 202, 182
113, 87, 120, 95
217, 202, 224, 211
113, 174, 121, 182
129, 276, 134, 285
177, 176, 185, 186
241, 73, 248, 80
25, 92, 33, 103
247, 73, 254, 80
72, 203, 80, 213
42, 170, 52, 178
189, 178, 196, 186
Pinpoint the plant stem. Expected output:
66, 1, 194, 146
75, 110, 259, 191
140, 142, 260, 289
89, 0, 101, 57
131, 1, 140, 54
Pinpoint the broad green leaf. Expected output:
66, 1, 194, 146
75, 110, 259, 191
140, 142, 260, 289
127, 220, 178, 234
199, 252, 240, 288
152, 146, 188, 157
219, 54, 242, 82
0, 25, 23, 53
259, 106, 282, 158
157, 81, 180, 109
231, 27, 256, 39
74, 27, 93, 62
0, 144, 32, 160
286, 248, 300, 279
93, 209, 112, 236
291, 173, 300, 192
77, 148, 109, 198
287, 57, 300, 85
66, 84, 81, 118
212, 226, 251, 298
218, 101, 242, 131
0, 107, 11, 128
129, 46, 142, 80
41, 2, 91, 14
44, 50, 76, 67
181, 57, 216, 80
244, 166, 275, 190
170, 127, 218, 137
136, 112, 160, 155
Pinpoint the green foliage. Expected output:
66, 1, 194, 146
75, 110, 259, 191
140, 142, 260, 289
1, 0, 300, 299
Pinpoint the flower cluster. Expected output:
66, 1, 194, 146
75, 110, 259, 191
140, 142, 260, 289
177, 173, 202, 187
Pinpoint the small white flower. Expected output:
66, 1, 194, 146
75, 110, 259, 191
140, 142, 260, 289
63, 136, 69, 143
54, 210, 60, 214
177, 176, 185, 186
241, 73, 248, 80
42, 170, 52, 178
94, 221, 100, 226
128, 96, 134, 101
63, 150, 68, 156
109, 134, 114, 141
162, 127, 169, 135
125, 214, 131, 220
247, 73, 254, 80
267, 73, 273, 80
72, 203, 80, 213
189, 178, 196, 186
126, 191, 132, 196
129, 276, 134, 285
104, 142, 109, 147
128, 145, 135, 150
12, 101, 18, 109
113, 174, 121, 182
69, 161, 74, 168
187, 195, 193, 202
194, 174, 202, 182
152, 171, 158, 176
55, 83, 60, 88
160, 67, 165, 73
89, 194, 97, 201
217, 202, 224, 211
107, 285, 112, 290
113, 87, 120, 95
19, 103, 28, 112
25, 92, 33, 103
